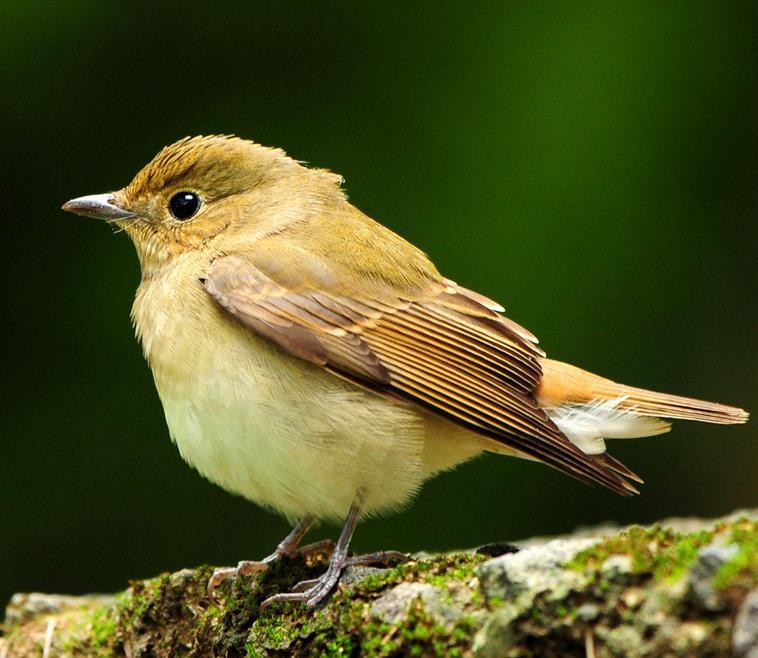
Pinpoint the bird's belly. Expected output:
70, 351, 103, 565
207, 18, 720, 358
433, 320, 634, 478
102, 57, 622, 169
152, 326, 441, 521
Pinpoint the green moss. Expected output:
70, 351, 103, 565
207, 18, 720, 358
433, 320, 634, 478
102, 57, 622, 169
11, 515, 758, 658
357, 552, 484, 593
98, 566, 224, 656
423, 554, 485, 588
248, 605, 330, 654
320, 634, 357, 656
566, 518, 758, 599
568, 524, 716, 583
89, 607, 117, 649
116, 572, 171, 629
10, 518, 758, 657
241, 552, 484, 657
714, 519, 758, 590
41, 601, 120, 657
340, 600, 475, 658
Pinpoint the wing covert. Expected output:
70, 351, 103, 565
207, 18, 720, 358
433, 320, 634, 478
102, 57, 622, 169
204, 253, 637, 495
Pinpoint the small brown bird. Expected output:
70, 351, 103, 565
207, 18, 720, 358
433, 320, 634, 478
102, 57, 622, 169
63, 135, 748, 607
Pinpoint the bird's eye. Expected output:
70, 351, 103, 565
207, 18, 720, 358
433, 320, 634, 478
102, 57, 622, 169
168, 191, 201, 220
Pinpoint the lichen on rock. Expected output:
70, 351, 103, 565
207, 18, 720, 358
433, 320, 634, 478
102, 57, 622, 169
1, 510, 756, 657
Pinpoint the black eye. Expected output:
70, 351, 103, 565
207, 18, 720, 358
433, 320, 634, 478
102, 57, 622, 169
169, 191, 201, 220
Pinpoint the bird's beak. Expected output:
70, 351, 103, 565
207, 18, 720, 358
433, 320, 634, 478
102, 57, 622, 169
61, 193, 137, 221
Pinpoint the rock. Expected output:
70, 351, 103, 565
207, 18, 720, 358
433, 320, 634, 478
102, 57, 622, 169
733, 587, 758, 658
4, 593, 112, 627
476, 536, 597, 601
619, 586, 645, 610
576, 602, 601, 622
472, 606, 520, 658
371, 582, 463, 629
688, 540, 740, 610
597, 624, 644, 655
600, 554, 633, 582
1, 510, 756, 658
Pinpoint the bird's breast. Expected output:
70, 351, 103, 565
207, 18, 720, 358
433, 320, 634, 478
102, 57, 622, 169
129, 259, 444, 520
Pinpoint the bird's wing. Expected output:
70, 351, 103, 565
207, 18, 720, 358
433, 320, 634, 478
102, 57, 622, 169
203, 249, 637, 495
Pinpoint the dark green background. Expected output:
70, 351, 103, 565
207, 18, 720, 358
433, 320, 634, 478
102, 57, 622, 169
2, 2, 756, 610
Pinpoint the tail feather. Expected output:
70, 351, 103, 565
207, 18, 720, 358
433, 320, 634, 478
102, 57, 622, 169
530, 358, 747, 495
537, 359, 749, 426
547, 395, 671, 455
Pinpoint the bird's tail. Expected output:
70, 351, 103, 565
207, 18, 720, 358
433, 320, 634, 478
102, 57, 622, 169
535, 359, 748, 457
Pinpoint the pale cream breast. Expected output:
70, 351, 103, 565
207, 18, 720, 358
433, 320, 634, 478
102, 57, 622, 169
131, 254, 487, 521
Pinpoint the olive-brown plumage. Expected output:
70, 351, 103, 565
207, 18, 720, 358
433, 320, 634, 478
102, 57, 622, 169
63, 135, 748, 606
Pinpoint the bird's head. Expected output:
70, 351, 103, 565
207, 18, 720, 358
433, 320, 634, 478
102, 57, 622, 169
63, 135, 344, 271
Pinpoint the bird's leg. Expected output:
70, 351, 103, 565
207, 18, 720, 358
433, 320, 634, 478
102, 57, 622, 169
293, 538, 338, 559
260, 490, 366, 609
289, 551, 409, 593
207, 514, 318, 598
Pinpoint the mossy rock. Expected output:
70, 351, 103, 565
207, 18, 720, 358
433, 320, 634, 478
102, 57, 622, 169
2, 510, 756, 657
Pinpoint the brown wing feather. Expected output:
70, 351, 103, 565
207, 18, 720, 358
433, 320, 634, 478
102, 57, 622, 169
204, 255, 638, 495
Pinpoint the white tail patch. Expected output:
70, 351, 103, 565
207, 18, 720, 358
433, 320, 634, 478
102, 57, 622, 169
547, 397, 671, 455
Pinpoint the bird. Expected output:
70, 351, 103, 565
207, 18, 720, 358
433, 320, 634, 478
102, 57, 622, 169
62, 135, 748, 607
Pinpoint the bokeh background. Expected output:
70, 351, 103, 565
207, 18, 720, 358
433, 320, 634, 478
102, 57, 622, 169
1, 2, 756, 610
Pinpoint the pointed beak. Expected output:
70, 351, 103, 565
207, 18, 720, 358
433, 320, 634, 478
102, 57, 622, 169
61, 193, 137, 221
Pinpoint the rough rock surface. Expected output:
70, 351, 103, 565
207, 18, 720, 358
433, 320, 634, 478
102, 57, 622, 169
1, 510, 756, 657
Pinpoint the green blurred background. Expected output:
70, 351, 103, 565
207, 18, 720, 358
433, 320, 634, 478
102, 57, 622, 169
1, 2, 756, 610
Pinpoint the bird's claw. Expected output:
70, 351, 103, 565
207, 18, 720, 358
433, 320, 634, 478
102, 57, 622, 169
206, 539, 339, 602
344, 550, 410, 568
260, 570, 341, 609
207, 559, 272, 601
291, 577, 319, 593
258, 549, 410, 609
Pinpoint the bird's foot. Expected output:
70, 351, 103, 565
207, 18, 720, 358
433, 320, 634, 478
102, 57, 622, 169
206, 538, 336, 600
344, 549, 410, 568
260, 549, 410, 609
207, 560, 271, 600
